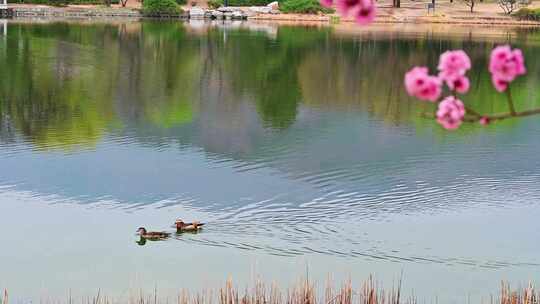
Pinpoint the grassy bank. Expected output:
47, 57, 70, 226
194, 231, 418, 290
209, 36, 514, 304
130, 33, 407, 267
2, 278, 538, 304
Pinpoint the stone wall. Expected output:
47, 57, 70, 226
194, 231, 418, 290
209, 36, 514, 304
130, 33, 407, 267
11, 6, 143, 17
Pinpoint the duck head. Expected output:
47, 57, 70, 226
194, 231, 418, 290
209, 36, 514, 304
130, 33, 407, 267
175, 219, 185, 228
136, 227, 147, 235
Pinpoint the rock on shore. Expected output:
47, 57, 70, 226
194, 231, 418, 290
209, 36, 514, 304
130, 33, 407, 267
189, 3, 280, 20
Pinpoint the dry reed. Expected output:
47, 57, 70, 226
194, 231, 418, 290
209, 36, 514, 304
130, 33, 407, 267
500, 282, 538, 304
2, 278, 538, 304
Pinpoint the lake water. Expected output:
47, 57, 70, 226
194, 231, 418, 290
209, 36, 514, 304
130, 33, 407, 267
1, 20, 540, 303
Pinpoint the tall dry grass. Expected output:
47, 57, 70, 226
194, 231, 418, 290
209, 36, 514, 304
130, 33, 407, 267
2, 289, 7, 304
500, 282, 538, 304
2, 278, 538, 304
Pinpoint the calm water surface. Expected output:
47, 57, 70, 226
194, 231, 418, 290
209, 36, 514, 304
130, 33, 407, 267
1, 20, 540, 303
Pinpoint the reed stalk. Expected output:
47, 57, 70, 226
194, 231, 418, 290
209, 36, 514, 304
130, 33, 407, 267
2, 278, 538, 304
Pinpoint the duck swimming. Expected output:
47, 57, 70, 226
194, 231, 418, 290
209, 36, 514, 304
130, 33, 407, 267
136, 227, 170, 239
175, 219, 205, 233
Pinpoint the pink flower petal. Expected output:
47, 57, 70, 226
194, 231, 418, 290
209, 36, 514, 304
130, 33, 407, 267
404, 66, 442, 102
489, 45, 526, 90
436, 96, 466, 130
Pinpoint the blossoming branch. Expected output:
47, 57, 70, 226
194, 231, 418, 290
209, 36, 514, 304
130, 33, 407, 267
404, 45, 539, 130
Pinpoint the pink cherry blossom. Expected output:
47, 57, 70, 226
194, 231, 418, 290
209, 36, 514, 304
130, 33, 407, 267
320, 0, 333, 8
354, 0, 376, 25
336, 0, 376, 25
404, 67, 442, 102
488, 45, 526, 92
491, 75, 508, 93
438, 50, 471, 82
446, 75, 470, 94
436, 96, 466, 130
479, 116, 490, 126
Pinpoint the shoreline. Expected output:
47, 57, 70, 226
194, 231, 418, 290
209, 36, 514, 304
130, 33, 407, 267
3, 3, 540, 26
251, 15, 540, 26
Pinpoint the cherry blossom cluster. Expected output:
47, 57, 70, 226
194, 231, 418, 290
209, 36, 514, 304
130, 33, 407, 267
321, 0, 376, 25
404, 46, 526, 130
488, 45, 526, 92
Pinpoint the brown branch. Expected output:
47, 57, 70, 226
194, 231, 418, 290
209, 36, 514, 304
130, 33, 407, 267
480, 108, 540, 121
506, 86, 517, 116
464, 106, 482, 118
421, 107, 540, 123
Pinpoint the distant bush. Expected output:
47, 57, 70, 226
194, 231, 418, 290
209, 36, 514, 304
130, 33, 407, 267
207, 0, 221, 8
176, 0, 187, 5
50, 0, 68, 6
206, 0, 271, 7
142, 0, 181, 16
279, 0, 334, 14
513, 7, 540, 20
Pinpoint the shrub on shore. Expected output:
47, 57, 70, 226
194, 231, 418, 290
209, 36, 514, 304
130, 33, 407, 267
142, 0, 182, 16
207, 0, 221, 8
206, 0, 271, 7
279, 0, 334, 14
513, 7, 540, 20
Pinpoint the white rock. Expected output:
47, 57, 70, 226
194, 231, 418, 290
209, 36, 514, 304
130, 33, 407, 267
248, 6, 271, 13
217, 6, 236, 12
267, 1, 279, 9
212, 10, 224, 18
232, 10, 244, 19
204, 9, 214, 17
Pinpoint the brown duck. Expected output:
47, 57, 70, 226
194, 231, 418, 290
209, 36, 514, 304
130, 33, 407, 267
136, 227, 170, 239
175, 219, 205, 233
